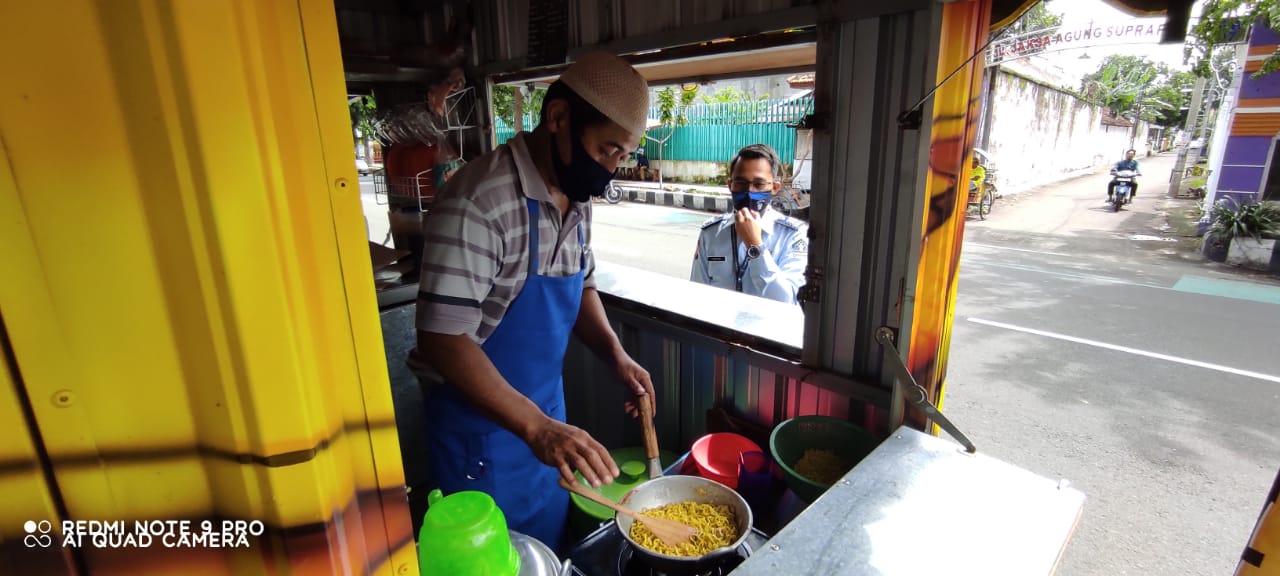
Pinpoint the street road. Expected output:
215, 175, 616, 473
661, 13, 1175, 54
585, 153, 1280, 576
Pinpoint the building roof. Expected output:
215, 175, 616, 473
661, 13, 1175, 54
1100, 109, 1135, 128
786, 73, 814, 89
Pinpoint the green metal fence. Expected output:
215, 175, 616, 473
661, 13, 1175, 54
492, 96, 813, 163
646, 98, 812, 164
494, 112, 537, 146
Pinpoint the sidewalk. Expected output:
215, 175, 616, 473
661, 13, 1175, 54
612, 179, 731, 196
609, 179, 733, 213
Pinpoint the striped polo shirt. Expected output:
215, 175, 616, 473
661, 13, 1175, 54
412, 132, 595, 376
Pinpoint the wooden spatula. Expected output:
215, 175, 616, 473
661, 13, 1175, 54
558, 477, 698, 548
638, 393, 662, 480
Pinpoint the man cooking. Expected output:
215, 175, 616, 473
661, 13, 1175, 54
410, 52, 656, 552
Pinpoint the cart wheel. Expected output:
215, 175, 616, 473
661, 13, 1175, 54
980, 191, 994, 219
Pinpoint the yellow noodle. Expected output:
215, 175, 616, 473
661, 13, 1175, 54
628, 501, 738, 557
794, 449, 851, 485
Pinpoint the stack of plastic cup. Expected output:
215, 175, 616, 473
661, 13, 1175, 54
736, 450, 773, 515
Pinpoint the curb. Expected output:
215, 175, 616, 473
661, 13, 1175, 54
614, 185, 730, 214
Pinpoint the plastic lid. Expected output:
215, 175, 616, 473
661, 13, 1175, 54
620, 460, 646, 478
570, 447, 676, 521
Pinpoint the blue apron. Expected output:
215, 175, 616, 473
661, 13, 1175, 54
427, 198, 584, 553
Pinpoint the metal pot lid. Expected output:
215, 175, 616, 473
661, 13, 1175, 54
510, 531, 563, 576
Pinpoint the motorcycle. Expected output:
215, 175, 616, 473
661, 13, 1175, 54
1109, 169, 1138, 212
604, 181, 624, 204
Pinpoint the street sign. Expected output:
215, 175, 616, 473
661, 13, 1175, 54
986, 19, 1170, 67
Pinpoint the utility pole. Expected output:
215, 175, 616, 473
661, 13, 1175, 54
1169, 77, 1208, 197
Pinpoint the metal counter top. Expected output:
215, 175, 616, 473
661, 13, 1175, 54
730, 427, 1086, 576
592, 261, 805, 351
374, 261, 807, 354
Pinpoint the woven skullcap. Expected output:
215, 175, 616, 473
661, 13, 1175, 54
558, 51, 651, 137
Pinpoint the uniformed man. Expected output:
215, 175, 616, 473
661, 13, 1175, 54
690, 144, 809, 305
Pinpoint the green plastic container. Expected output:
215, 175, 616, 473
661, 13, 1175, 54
769, 416, 880, 503
567, 447, 677, 541
418, 489, 519, 576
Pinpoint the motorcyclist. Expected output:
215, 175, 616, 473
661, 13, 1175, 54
1108, 149, 1141, 202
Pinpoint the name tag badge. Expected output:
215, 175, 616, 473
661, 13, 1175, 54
707, 256, 726, 262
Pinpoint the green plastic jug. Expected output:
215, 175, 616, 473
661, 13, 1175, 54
418, 489, 520, 576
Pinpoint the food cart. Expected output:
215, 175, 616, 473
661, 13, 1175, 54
6, 1, 1264, 576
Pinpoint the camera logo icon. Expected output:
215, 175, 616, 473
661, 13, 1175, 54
24, 520, 53, 548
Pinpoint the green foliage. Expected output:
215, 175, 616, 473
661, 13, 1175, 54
1004, 1, 1063, 36
491, 85, 546, 128
700, 86, 759, 105
1150, 70, 1196, 127
1186, 0, 1266, 78
349, 93, 377, 140
657, 86, 700, 127
1209, 198, 1280, 242
1080, 55, 1185, 127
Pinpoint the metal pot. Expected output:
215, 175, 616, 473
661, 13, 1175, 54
616, 475, 754, 573
509, 531, 571, 576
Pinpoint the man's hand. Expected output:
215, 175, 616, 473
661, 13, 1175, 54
734, 208, 764, 248
616, 353, 656, 417
526, 417, 619, 489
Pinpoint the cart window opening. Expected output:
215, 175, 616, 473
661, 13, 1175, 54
556, 75, 815, 351
358, 71, 815, 352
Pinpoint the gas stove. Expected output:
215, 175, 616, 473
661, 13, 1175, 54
567, 522, 769, 576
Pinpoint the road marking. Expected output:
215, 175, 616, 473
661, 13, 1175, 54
967, 317, 1280, 384
964, 260, 1280, 307
966, 242, 1071, 257
593, 245, 643, 258
961, 259, 1171, 290
1172, 275, 1280, 306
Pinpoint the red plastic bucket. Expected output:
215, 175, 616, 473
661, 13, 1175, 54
690, 433, 762, 489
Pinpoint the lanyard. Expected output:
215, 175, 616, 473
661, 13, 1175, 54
730, 227, 751, 292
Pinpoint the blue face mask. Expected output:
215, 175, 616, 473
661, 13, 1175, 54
732, 192, 771, 213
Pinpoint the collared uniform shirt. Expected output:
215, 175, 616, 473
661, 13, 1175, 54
690, 209, 809, 305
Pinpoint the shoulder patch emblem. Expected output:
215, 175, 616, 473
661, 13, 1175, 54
791, 237, 808, 254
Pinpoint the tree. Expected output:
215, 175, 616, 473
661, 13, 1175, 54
1186, 0, 1268, 78
1003, 0, 1063, 36
491, 85, 546, 130
1081, 56, 1192, 128
700, 86, 758, 104
656, 86, 699, 126
1081, 55, 1162, 116
647, 86, 699, 185
1149, 69, 1197, 127
349, 93, 377, 164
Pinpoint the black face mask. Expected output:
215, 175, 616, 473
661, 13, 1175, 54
732, 192, 772, 213
553, 129, 614, 203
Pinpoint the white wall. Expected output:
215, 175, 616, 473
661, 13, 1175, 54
649, 74, 802, 102
649, 160, 724, 182
1205, 44, 1248, 209
985, 69, 1152, 195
